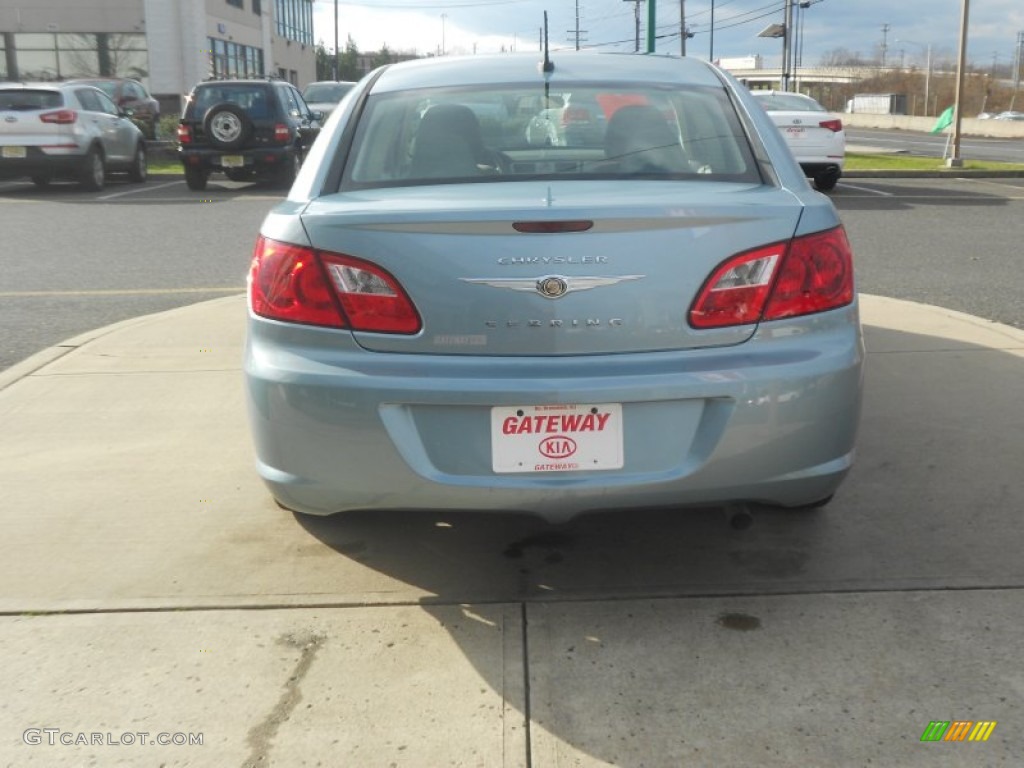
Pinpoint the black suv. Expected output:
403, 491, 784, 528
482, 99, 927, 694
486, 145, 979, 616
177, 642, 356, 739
177, 78, 322, 190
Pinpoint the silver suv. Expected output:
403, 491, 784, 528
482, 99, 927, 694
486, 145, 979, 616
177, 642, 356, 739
0, 81, 147, 191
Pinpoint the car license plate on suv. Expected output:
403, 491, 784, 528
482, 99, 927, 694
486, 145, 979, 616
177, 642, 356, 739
221, 155, 245, 168
491, 403, 623, 473
2, 146, 27, 159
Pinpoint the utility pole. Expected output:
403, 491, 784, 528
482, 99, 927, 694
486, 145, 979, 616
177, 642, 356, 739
948, 0, 969, 167
680, 0, 686, 56
1012, 31, 1023, 110
646, 0, 655, 52
880, 23, 890, 67
333, 0, 339, 80
568, 0, 587, 50
709, 0, 715, 61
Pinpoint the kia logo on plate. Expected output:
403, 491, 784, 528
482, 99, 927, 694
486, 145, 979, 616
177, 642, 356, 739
539, 435, 577, 459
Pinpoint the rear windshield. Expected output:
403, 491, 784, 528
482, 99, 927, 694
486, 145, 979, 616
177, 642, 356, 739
186, 84, 271, 118
303, 83, 352, 103
752, 93, 825, 112
341, 83, 761, 189
0, 90, 64, 110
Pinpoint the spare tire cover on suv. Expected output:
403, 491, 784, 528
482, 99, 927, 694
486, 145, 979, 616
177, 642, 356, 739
203, 103, 252, 150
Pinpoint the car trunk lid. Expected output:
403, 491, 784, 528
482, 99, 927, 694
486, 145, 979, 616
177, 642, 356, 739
298, 181, 804, 355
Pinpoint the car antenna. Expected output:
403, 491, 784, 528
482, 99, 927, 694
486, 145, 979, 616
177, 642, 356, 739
541, 11, 554, 73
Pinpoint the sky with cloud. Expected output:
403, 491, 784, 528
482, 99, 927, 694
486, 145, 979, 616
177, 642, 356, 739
310, 0, 1024, 74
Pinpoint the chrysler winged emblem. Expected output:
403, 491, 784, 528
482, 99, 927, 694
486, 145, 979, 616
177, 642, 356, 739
461, 274, 644, 299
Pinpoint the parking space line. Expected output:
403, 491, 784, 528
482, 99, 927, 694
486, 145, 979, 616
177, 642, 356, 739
838, 183, 894, 197
97, 180, 182, 201
952, 177, 1024, 196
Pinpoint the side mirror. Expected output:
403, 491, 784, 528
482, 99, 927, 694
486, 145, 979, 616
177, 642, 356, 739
312, 110, 324, 122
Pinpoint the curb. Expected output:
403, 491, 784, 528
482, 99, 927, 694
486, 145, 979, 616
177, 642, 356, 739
0, 294, 245, 394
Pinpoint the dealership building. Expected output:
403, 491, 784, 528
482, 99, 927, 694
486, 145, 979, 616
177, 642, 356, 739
0, 0, 316, 113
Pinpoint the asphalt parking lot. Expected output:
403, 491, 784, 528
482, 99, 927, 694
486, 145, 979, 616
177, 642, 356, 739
1, 174, 1022, 766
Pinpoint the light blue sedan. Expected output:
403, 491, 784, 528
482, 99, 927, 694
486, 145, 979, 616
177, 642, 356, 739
244, 52, 863, 523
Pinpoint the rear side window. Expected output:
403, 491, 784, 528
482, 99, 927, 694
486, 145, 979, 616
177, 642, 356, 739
0, 90, 63, 110
341, 83, 760, 189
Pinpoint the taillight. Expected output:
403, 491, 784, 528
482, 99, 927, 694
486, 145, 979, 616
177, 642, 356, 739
689, 226, 854, 328
819, 118, 843, 132
249, 236, 421, 333
176, 124, 192, 144
39, 109, 76, 124
273, 123, 291, 142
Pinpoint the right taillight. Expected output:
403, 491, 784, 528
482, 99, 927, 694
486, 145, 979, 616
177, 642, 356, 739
689, 226, 854, 328
249, 236, 421, 334
819, 118, 843, 132
39, 109, 76, 124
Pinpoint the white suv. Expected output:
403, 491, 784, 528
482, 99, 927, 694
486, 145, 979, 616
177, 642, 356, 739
0, 81, 147, 190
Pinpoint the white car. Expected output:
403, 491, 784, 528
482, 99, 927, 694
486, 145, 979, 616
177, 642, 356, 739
0, 81, 147, 190
751, 91, 845, 191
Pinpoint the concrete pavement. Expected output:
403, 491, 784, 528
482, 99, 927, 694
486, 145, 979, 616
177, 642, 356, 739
1, 294, 1022, 767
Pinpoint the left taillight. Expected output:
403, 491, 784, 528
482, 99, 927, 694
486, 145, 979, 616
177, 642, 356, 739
249, 236, 422, 334
688, 226, 854, 329
819, 118, 843, 133
176, 124, 192, 144
39, 109, 76, 124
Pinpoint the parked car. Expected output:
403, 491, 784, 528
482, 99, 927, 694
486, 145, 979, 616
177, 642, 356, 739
177, 77, 322, 190
65, 77, 160, 139
244, 52, 863, 523
300, 80, 356, 118
0, 81, 147, 190
751, 90, 845, 191
993, 110, 1024, 121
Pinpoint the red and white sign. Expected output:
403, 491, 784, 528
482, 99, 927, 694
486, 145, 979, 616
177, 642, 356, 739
491, 403, 623, 473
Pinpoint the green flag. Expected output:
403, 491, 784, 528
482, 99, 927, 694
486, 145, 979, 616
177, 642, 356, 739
930, 106, 954, 134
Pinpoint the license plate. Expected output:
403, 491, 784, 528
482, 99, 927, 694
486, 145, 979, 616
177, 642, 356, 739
221, 155, 245, 168
491, 403, 623, 473
2, 146, 27, 159
784, 126, 806, 138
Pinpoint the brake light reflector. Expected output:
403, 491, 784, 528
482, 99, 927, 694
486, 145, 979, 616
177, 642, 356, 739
819, 118, 843, 132
249, 237, 421, 333
39, 109, 76, 124
176, 124, 192, 144
689, 226, 854, 328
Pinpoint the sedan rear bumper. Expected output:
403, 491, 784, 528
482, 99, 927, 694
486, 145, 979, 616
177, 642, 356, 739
245, 303, 864, 522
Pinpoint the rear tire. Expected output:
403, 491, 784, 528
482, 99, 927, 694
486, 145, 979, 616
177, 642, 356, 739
814, 171, 839, 192
79, 147, 105, 191
184, 165, 208, 191
128, 142, 147, 183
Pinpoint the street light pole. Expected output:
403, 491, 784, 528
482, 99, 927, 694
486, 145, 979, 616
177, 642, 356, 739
333, 0, 339, 80
897, 39, 932, 115
781, 0, 793, 90
441, 13, 447, 55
